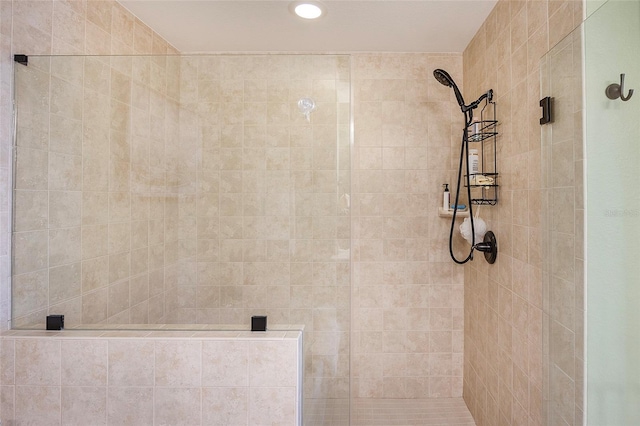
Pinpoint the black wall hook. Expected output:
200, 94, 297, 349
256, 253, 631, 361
606, 73, 634, 101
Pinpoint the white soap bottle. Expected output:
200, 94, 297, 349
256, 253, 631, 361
442, 184, 450, 211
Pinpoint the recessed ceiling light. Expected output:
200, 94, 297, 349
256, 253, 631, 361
289, 1, 326, 20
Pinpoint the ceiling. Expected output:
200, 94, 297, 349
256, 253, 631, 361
118, 0, 498, 53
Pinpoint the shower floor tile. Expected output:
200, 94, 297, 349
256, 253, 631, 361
305, 397, 476, 426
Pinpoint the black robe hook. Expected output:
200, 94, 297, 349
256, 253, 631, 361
606, 73, 634, 101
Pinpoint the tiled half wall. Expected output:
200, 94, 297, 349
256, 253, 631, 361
0, 329, 303, 425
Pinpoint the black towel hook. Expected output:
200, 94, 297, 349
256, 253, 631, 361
606, 73, 634, 101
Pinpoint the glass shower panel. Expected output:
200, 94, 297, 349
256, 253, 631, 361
13, 54, 351, 426
584, 0, 640, 423
12, 55, 185, 327
541, 26, 585, 426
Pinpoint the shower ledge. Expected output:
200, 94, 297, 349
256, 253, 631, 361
438, 207, 470, 218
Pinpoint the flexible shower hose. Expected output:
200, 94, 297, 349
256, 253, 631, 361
449, 126, 476, 264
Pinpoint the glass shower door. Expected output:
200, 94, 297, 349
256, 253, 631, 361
543, 1, 640, 424
584, 0, 640, 423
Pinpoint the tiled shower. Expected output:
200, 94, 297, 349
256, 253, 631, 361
0, 0, 587, 425
10, 49, 468, 424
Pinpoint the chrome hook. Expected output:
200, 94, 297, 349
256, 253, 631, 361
606, 73, 634, 101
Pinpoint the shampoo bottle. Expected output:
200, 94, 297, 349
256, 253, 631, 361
468, 149, 479, 175
442, 184, 450, 211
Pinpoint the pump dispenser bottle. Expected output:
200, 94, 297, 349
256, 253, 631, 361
443, 184, 450, 210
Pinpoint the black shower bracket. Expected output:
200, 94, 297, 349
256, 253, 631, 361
14, 54, 28, 66
539, 96, 552, 125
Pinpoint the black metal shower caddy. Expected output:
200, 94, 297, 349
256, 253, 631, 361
465, 100, 498, 205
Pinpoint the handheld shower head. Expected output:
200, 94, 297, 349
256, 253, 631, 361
433, 69, 494, 115
433, 68, 466, 110
433, 69, 454, 87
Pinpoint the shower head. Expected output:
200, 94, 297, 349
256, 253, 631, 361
433, 68, 466, 110
433, 68, 493, 115
433, 69, 454, 87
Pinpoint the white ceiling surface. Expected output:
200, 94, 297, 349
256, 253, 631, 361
118, 0, 498, 53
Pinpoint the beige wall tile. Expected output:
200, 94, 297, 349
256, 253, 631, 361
130, 274, 149, 306
108, 252, 130, 283
108, 340, 154, 386
13, 231, 48, 275
249, 340, 298, 387
50, 76, 83, 120
12, 270, 48, 317
131, 248, 149, 277
84, 58, 111, 95
15, 147, 48, 190
14, 385, 61, 425
1, 339, 15, 385
86, 1, 112, 34
82, 288, 108, 323
83, 157, 110, 192
154, 387, 202, 425
249, 387, 297, 425
49, 152, 82, 191
49, 227, 81, 266
15, 339, 61, 386
61, 386, 107, 425
108, 222, 130, 254
108, 279, 130, 318
14, 190, 48, 232
109, 160, 130, 192
154, 340, 201, 387
49, 115, 82, 156
82, 224, 109, 260
49, 262, 81, 305
82, 256, 109, 292
107, 386, 153, 425
49, 191, 81, 228
61, 339, 108, 386
202, 340, 248, 387
130, 300, 149, 323
202, 387, 248, 425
